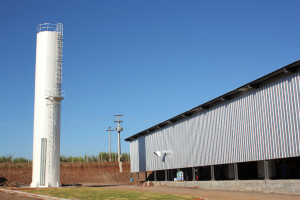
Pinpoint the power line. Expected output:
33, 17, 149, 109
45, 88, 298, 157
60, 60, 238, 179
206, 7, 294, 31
126, 118, 158, 123
0, 118, 110, 126
0, 117, 156, 126
0, 122, 32, 126
63, 118, 111, 124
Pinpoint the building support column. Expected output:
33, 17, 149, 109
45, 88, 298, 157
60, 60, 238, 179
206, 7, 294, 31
211, 166, 215, 181
154, 171, 157, 181
192, 167, 196, 181
137, 172, 139, 181
165, 170, 168, 181
234, 163, 238, 180
264, 160, 269, 180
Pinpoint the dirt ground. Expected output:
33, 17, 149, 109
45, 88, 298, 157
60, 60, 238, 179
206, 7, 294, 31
61, 162, 130, 184
0, 162, 131, 186
0, 191, 36, 200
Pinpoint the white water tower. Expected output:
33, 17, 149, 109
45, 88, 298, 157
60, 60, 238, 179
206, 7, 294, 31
31, 23, 64, 187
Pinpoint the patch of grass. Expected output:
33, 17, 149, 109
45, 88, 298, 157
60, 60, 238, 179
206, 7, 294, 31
23, 187, 197, 200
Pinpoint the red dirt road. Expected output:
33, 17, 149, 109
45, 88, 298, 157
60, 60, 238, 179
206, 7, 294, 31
0, 191, 36, 200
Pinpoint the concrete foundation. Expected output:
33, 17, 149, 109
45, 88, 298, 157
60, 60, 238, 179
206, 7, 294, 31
153, 180, 300, 195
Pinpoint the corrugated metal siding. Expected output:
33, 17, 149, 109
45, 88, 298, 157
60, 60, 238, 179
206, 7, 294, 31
130, 139, 139, 172
138, 136, 146, 172
130, 137, 147, 172
130, 72, 300, 172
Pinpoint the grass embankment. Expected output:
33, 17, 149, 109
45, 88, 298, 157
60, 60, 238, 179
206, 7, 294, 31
24, 187, 196, 200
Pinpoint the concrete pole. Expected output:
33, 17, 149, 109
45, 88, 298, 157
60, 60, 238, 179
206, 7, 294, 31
109, 132, 111, 162
234, 163, 239, 180
106, 127, 114, 162
118, 131, 121, 162
211, 165, 215, 181
165, 170, 168, 181
114, 115, 123, 172
192, 167, 196, 181
264, 160, 269, 180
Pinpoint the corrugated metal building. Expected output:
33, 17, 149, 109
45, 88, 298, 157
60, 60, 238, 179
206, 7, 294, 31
125, 60, 300, 183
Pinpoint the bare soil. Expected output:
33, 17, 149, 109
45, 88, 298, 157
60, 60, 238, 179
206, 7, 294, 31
0, 162, 130, 186
61, 162, 130, 184
0, 191, 36, 200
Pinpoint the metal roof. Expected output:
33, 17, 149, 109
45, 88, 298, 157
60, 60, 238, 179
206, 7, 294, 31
125, 60, 300, 142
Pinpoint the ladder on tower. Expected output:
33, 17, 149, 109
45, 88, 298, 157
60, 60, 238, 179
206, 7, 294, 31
56, 24, 63, 85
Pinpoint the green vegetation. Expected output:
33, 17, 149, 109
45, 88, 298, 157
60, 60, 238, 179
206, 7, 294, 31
24, 187, 196, 200
0, 155, 13, 163
60, 152, 130, 163
0, 155, 30, 163
0, 152, 129, 163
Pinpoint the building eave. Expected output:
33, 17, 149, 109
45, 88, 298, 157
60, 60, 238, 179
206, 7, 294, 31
125, 60, 300, 142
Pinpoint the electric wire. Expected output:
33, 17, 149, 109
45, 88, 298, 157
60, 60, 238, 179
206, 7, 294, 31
0, 118, 156, 126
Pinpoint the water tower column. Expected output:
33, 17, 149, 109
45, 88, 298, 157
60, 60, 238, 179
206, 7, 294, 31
31, 23, 64, 187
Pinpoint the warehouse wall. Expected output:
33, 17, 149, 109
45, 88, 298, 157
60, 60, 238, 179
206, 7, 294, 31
130, 71, 300, 172
130, 139, 139, 172
130, 136, 146, 172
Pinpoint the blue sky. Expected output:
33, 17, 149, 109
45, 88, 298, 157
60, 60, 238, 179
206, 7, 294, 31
0, 0, 300, 159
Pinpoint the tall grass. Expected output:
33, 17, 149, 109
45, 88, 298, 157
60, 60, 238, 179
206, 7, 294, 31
0, 152, 130, 163
0, 155, 31, 163
60, 152, 130, 163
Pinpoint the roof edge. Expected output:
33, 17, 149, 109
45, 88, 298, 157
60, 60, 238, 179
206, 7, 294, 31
125, 60, 300, 141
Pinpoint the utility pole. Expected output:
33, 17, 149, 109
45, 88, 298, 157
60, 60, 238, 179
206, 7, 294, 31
114, 115, 123, 172
106, 126, 114, 162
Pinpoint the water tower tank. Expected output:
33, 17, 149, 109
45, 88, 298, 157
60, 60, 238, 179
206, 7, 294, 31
31, 23, 64, 187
